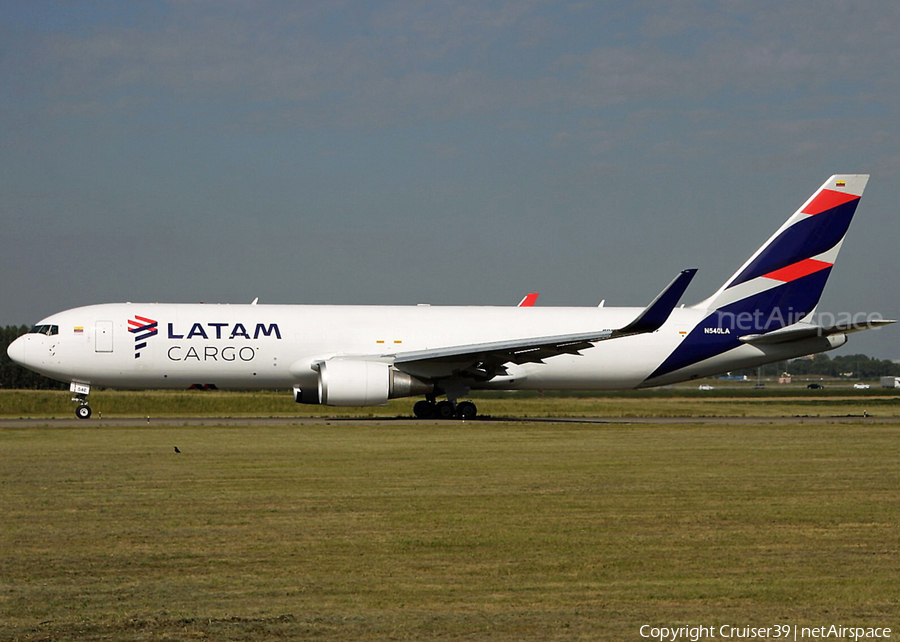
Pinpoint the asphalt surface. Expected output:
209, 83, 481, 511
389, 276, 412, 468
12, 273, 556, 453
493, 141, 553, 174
1, 414, 895, 428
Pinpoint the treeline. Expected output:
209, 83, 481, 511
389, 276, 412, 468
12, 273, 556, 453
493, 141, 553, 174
729, 353, 900, 379
784, 353, 900, 378
0, 326, 67, 390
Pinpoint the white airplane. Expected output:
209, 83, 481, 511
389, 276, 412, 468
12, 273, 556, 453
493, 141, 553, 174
7, 175, 893, 420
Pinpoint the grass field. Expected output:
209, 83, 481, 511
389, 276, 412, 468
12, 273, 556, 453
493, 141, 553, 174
2, 387, 900, 419
2, 416, 898, 640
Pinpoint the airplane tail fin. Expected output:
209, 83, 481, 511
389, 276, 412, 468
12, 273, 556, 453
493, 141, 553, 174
645, 175, 873, 383
696, 174, 868, 325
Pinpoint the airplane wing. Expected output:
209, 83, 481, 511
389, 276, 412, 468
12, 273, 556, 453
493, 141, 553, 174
739, 318, 896, 346
391, 269, 697, 380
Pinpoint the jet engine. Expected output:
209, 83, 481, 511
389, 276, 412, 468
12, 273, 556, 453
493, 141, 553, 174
293, 360, 432, 406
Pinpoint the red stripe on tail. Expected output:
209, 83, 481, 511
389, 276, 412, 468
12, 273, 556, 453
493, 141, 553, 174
802, 189, 858, 216
764, 258, 832, 282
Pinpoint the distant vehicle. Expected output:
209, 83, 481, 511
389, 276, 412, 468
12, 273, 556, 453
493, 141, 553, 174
880, 376, 900, 388
853, 383, 870, 389
698, 384, 714, 390
807, 383, 825, 389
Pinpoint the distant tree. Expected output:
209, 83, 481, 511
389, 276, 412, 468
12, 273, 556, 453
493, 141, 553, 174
0, 325, 68, 390
732, 353, 900, 379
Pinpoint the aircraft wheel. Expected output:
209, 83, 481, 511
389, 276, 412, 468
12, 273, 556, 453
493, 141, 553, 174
435, 400, 456, 420
413, 400, 435, 419
76, 405, 92, 420
456, 401, 477, 420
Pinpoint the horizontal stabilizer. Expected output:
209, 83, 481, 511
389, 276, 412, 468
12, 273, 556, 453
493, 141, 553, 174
740, 319, 895, 345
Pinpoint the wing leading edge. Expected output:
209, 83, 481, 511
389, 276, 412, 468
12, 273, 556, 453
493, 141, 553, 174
391, 269, 697, 380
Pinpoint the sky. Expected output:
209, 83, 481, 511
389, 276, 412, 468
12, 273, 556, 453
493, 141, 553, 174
2, 0, 899, 358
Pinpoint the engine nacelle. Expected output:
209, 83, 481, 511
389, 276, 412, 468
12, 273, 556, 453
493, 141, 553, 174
293, 360, 432, 406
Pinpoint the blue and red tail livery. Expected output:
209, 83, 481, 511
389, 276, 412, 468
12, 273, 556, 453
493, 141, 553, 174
709, 175, 866, 304
646, 175, 870, 383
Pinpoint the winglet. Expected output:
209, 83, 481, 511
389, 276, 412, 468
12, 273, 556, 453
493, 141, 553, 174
613, 269, 697, 337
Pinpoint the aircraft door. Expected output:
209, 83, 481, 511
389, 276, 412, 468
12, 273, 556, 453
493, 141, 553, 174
95, 321, 114, 352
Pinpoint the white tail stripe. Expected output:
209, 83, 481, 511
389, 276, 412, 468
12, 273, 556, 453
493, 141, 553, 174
698, 244, 842, 311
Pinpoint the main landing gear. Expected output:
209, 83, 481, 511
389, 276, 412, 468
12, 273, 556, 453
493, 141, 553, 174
70, 382, 92, 419
413, 398, 478, 420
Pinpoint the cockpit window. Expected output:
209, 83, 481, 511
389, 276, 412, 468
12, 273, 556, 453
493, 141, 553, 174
28, 325, 59, 336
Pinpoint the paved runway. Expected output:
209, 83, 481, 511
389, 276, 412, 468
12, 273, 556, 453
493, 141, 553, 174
1, 414, 895, 428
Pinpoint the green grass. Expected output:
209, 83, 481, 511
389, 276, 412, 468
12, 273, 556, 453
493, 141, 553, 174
1, 420, 898, 640
0, 389, 390, 419
2, 388, 900, 419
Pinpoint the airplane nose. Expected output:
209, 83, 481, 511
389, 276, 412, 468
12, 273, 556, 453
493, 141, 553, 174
7, 336, 26, 365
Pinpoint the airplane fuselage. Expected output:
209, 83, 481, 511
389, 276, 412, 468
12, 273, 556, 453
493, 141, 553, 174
10, 302, 844, 394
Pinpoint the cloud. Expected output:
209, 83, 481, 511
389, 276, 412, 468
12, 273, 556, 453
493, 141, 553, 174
12, 1, 897, 139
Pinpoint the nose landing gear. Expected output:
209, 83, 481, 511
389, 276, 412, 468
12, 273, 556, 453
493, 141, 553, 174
70, 382, 92, 419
